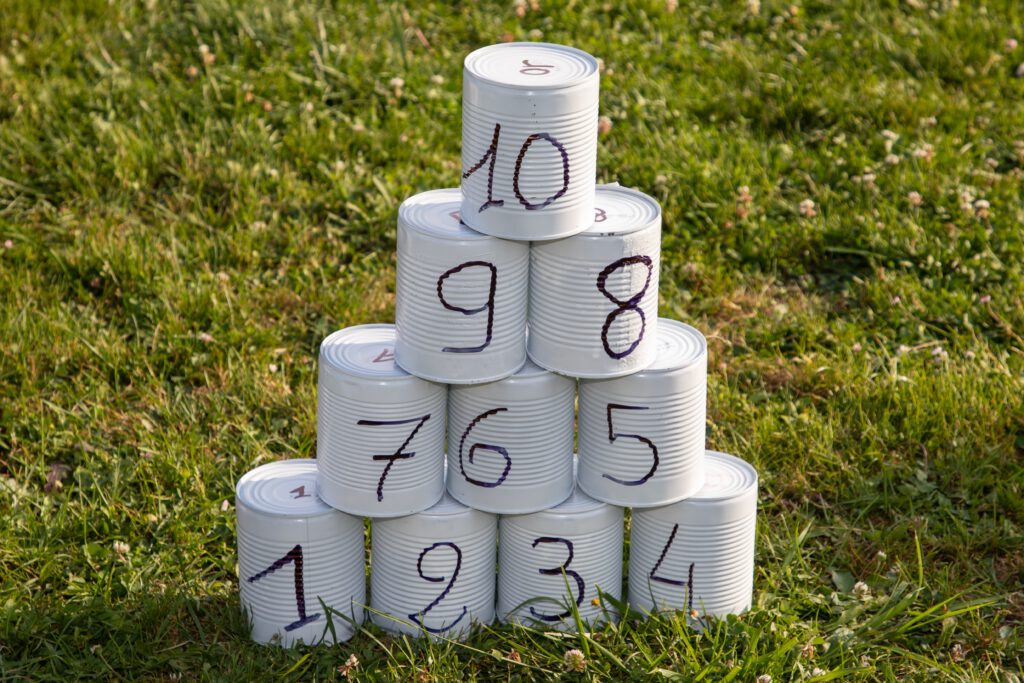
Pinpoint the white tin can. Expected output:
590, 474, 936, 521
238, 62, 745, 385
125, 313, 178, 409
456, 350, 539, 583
395, 188, 529, 384
497, 476, 624, 630
317, 324, 446, 517
236, 459, 365, 647
461, 42, 599, 241
529, 185, 661, 378
627, 451, 758, 627
578, 319, 707, 507
370, 492, 498, 640
447, 359, 575, 513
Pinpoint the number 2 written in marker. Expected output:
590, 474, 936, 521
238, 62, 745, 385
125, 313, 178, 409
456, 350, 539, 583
408, 541, 467, 633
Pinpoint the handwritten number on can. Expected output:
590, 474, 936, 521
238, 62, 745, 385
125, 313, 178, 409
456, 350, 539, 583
458, 407, 511, 488
596, 255, 653, 359
462, 123, 504, 213
436, 261, 497, 353
289, 485, 311, 499
649, 524, 695, 613
529, 537, 585, 622
603, 403, 658, 486
462, 123, 570, 213
357, 414, 431, 502
408, 541, 468, 634
247, 544, 321, 632
594, 207, 607, 223
519, 59, 554, 75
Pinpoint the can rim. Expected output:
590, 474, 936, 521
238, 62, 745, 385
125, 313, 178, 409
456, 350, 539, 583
235, 458, 338, 518
399, 188, 494, 242
464, 42, 599, 91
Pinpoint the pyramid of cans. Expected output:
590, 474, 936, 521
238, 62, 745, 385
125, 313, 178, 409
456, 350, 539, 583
236, 43, 759, 647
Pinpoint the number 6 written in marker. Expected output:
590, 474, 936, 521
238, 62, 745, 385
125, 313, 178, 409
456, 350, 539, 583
458, 407, 511, 488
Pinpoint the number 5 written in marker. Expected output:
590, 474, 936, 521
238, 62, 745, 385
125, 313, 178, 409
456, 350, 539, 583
603, 403, 658, 486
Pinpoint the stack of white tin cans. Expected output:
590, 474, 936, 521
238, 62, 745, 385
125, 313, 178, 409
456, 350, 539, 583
235, 42, 759, 647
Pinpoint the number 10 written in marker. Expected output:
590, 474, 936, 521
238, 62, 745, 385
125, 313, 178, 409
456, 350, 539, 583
463, 123, 570, 214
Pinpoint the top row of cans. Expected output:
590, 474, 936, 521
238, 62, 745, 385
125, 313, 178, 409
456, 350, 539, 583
460, 42, 601, 241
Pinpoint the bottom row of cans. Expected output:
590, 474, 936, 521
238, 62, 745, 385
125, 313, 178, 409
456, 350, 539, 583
236, 452, 758, 647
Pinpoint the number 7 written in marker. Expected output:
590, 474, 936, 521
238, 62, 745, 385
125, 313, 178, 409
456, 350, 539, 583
357, 415, 431, 502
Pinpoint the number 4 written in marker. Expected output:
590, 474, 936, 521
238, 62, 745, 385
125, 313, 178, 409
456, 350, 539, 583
649, 523, 695, 613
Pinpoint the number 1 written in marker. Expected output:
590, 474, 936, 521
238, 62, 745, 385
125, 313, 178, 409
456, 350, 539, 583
247, 544, 321, 632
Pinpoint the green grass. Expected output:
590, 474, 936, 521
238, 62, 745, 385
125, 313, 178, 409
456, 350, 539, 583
1, 0, 1023, 679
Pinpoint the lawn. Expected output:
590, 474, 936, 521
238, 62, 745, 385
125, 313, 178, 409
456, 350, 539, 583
1, 0, 1023, 680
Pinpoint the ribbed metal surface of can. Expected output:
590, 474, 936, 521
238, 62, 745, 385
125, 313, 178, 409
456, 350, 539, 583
236, 459, 365, 646
371, 492, 498, 639
317, 324, 446, 517
395, 188, 529, 384
461, 42, 599, 241
627, 451, 758, 629
529, 185, 661, 378
447, 359, 576, 513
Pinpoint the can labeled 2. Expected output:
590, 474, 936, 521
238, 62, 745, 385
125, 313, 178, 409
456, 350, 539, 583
236, 459, 365, 647
578, 319, 707, 507
317, 324, 446, 517
447, 359, 576, 513
395, 188, 529, 384
497, 474, 624, 630
461, 42, 599, 241
371, 492, 498, 639
628, 451, 758, 628
529, 185, 661, 378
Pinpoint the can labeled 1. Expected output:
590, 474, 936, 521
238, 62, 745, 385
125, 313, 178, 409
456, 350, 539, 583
236, 459, 365, 646
461, 42, 599, 241
578, 319, 707, 507
395, 188, 529, 384
317, 324, 446, 517
628, 451, 758, 629
529, 185, 661, 378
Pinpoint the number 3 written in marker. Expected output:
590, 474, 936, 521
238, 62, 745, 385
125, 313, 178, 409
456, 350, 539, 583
529, 537, 585, 622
